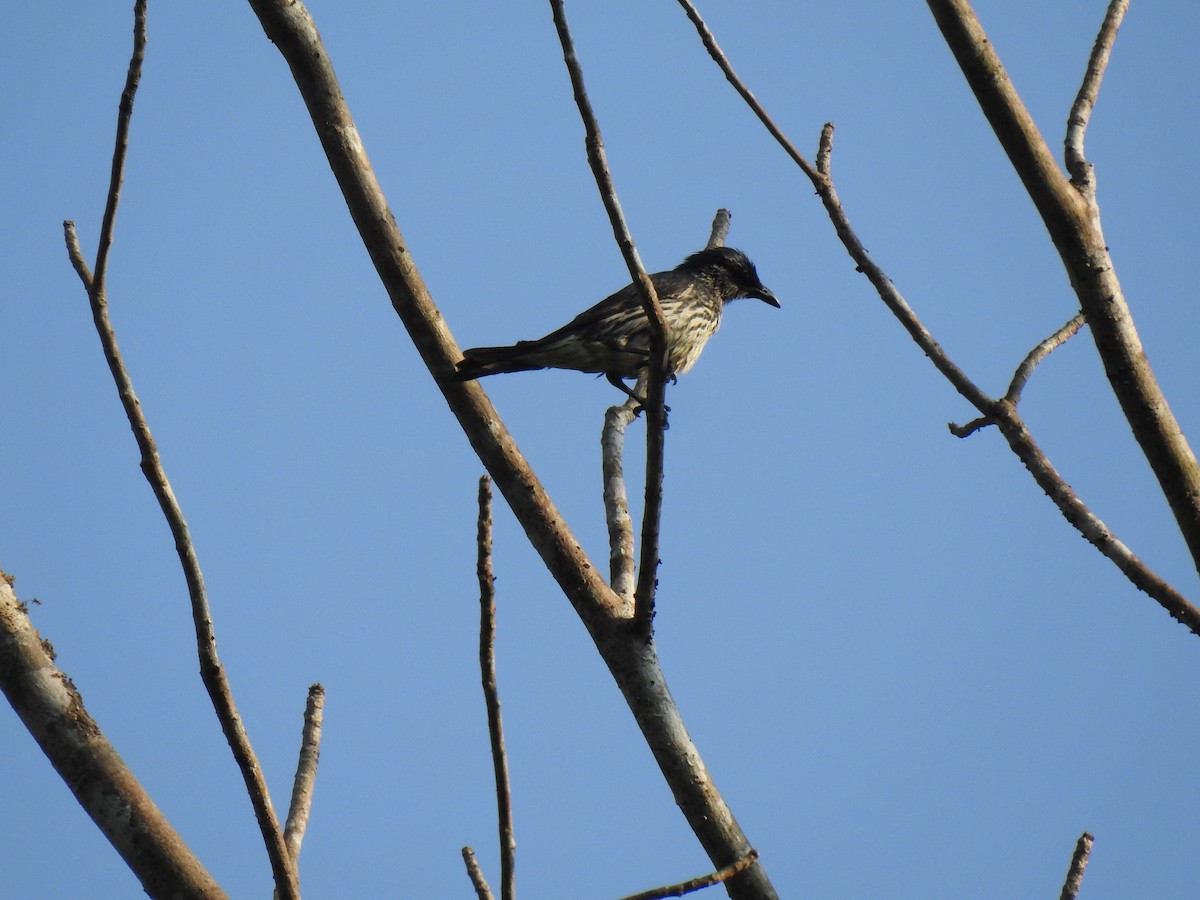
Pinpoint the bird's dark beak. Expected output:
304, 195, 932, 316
753, 287, 781, 308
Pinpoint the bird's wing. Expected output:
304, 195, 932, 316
533, 268, 692, 348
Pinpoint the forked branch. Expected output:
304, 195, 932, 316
548, 0, 667, 632
678, 1, 1200, 633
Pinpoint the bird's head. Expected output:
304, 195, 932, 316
680, 247, 780, 308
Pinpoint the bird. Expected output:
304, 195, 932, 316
453, 246, 779, 402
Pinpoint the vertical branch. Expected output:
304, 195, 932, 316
602, 389, 643, 608
602, 211, 729, 610
477, 477, 515, 900
91, 0, 147, 291
1059, 832, 1094, 900
707, 208, 731, 249
63, 4, 296, 896
1065, 0, 1129, 196
283, 683, 325, 862
546, 0, 667, 631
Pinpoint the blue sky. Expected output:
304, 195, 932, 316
4, 2, 1199, 897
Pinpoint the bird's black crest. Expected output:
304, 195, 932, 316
678, 246, 757, 278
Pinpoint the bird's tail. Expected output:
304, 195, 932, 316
453, 342, 547, 381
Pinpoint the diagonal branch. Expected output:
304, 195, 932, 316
461, 847, 496, 900
547, 0, 667, 632
1004, 313, 1088, 405
62, 4, 298, 897
245, 0, 624, 631
0, 569, 227, 898
618, 849, 759, 900
951, 312, 1088, 437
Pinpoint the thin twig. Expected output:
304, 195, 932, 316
618, 849, 760, 900
676, 0, 819, 182
1065, 0, 1129, 196
951, 312, 1088, 436
1005, 312, 1087, 404
461, 847, 496, 900
476, 477, 515, 900
1059, 832, 1094, 900
547, 0, 667, 632
679, 1, 1200, 634
283, 683, 325, 862
63, 3, 297, 896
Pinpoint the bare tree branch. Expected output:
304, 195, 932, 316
476, 477, 515, 900
707, 208, 731, 249
461, 847, 496, 900
926, 0, 1200, 580
951, 312, 1088, 436
245, 4, 777, 894
0, 569, 227, 899
244, 0, 623, 631
619, 854, 758, 900
603, 212, 729, 606
1065, 0, 1129, 197
675, 0, 819, 182
62, 4, 297, 896
679, 0, 1200, 634
603, 390, 642, 607
1059, 832, 1094, 900
618, 849, 759, 900
547, 0, 667, 633
1005, 313, 1088, 405
283, 683, 325, 862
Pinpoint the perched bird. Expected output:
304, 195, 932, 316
454, 246, 779, 401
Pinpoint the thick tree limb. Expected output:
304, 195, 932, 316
245, 0, 622, 628
62, 3, 297, 896
0, 570, 227, 899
